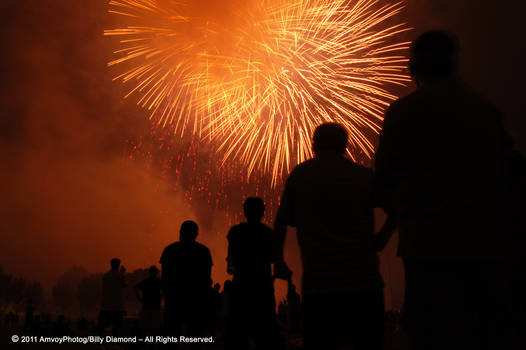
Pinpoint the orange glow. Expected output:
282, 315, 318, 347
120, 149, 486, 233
105, 0, 410, 185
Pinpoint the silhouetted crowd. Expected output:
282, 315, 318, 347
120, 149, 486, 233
3, 30, 526, 350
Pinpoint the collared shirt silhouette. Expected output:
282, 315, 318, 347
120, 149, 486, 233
135, 266, 162, 311
98, 258, 126, 332
275, 147, 383, 295
274, 123, 386, 350
227, 201, 273, 288
100, 259, 126, 312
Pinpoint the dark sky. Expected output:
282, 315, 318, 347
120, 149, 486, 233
1, 0, 525, 308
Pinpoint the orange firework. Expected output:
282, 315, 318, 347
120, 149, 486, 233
105, 0, 411, 185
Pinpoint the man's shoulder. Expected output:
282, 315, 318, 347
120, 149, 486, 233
193, 241, 211, 253
228, 223, 246, 239
160, 242, 180, 262
290, 157, 330, 174
228, 222, 272, 239
290, 158, 316, 175
103, 270, 121, 281
229, 223, 245, 232
386, 90, 422, 115
288, 157, 372, 186
258, 222, 273, 233
295, 156, 369, 173
457, 84, 499, 113
143, 277, 161, 287
162, 242, 180, 253
165, 241, 180, 249
351, 162, 374, 177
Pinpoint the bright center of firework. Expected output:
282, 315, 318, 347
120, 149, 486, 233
105, 0, 411, 185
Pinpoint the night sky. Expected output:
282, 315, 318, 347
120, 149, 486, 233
1, 0, 525, 308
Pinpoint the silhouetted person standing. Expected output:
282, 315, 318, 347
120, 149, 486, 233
135, 266, 162, 331
375, 31, 515, 350
286, 282, 301, 333
505, 150, 526, 347
274, 123, 387, 350
98, 258, 126, 334
225, 197, 279, 350
160, 220, 213, 338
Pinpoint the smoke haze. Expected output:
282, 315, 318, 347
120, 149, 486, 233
1, 0, 525, 309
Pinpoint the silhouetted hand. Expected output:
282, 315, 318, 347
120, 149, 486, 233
120, 266, 126, 273
273, 261, 292, 281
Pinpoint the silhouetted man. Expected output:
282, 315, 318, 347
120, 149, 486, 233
160, 220, 213, 337
225, 197, 279, 350
286, 282, 301, 333
274, 123, 387, 350
375, 31, 515, 350
98, 258, 126, 334
134, 265, 162, 331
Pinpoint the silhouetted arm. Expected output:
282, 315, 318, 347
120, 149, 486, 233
120, 267, 127, 288
226, 228, 234, 275
274, 177, 294, 264
134, 282, 143, 303
273, 176, 294, 280
373, 214, 398, 251
375, 102, 403, 216
273, 219, 287, 264
206, 248, 213, 287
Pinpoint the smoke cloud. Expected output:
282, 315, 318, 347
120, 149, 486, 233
1, 1, 525, 309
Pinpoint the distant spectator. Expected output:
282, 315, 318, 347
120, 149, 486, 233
226, 197, 279, 349
135, 266, 162, 330
97, 258, 126, 334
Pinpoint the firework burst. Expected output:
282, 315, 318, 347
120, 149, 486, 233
106, 0, 410, 185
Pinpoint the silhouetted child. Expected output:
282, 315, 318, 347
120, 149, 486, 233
135, 266, 162, 331
98, 258, 126, 334
226, 197, 279, 350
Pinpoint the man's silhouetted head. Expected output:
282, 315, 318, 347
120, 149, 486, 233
179, 220, 199, 242
312, 122, 348, 156
148, 265, 159, 277
243, 197, 266, 222
110, 258, 121, 270
409, 30, 459, 85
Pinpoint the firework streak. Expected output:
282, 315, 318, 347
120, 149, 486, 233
105, 0, 410, 185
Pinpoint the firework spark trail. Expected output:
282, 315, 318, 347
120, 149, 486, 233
106, 0, 410, 185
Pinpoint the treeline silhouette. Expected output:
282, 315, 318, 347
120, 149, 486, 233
0, 266, 43, 315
